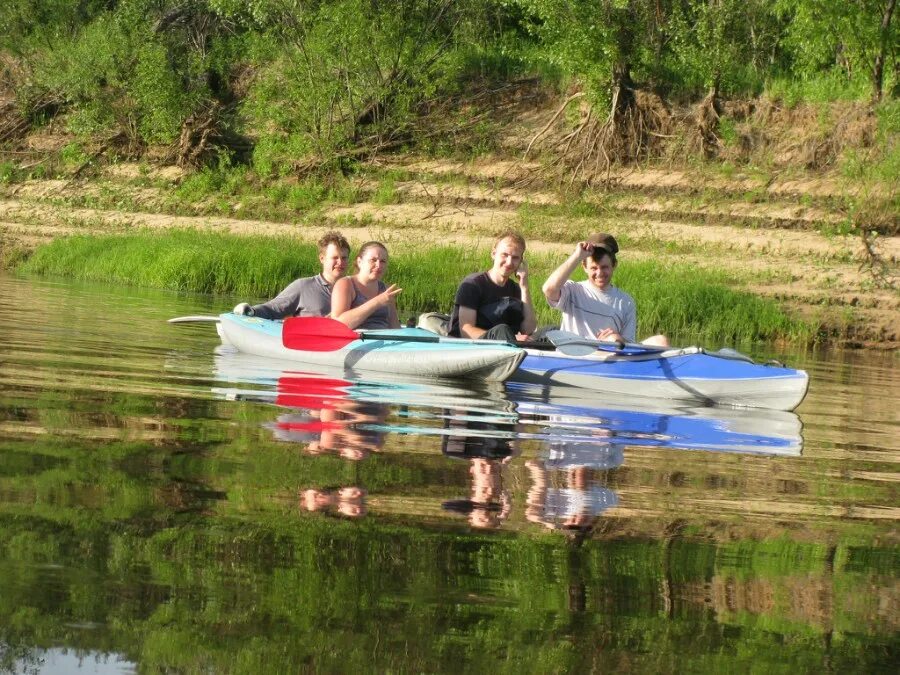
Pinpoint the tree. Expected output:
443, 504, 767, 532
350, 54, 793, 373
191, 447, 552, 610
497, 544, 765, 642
776, 0, 897, 100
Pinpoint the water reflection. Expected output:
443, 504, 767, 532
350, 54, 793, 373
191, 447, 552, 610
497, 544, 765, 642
1, 273, 898, 672
510, 383, 803, 456
525, 462, 619, 541
210, 351, 807, 534
441, 417, 519, 529
301, 485, 367, 518
269, 380, 389, 461
212, 351, 804, 463
524, 421, 622, 539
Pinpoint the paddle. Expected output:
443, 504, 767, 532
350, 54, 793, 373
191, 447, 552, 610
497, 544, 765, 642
544, 329, 670, 357
168, 315, 221, 324
282, 316, 524, 352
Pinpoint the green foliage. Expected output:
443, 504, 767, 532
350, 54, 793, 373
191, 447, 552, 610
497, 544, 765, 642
2, 0, 895, 177
667, 0, 778, 95
774, 0, 898, 98
0, 0, 108, 52
239, 0, 488, 172
58, 142, 88, 167
512, 0, 645, 108
17, 0, 242, 143
0, 161, 21, 183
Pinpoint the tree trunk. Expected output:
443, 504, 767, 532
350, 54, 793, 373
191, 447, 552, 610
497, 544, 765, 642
872, 0, 897, 101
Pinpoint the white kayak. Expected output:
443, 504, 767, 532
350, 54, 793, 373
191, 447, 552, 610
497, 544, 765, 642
214, 313, 525, 382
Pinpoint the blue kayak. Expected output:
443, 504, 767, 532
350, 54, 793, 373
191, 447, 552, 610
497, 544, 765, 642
515, 345, 809, 411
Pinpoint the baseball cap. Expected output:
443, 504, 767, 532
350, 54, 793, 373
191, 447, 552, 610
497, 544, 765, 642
587, 232, 619, 254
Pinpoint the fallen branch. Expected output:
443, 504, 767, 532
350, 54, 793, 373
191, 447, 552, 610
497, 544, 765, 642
523, 91, 585, 160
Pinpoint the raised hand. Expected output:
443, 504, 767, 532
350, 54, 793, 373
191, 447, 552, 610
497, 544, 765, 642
378, 284, 402, 306
574, 241, 594, 260
516, 258, 529, 284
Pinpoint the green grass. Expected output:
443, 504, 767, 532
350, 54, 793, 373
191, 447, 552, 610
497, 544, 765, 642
17, 230, 814, 345
765, 71, 871, 107
167, 165, 364, 220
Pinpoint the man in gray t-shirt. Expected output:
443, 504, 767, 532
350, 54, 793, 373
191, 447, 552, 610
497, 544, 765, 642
542, 232, 669, 347
233, 231, 350, 319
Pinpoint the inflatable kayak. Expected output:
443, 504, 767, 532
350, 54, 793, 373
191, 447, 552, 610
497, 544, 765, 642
514, 345, 809, 411
214, 313, 525, 381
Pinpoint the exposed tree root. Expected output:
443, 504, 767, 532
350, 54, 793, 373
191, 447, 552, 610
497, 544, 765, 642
523, 75, 673, 188
177, 104, 222, 168
696, 86, 723, 158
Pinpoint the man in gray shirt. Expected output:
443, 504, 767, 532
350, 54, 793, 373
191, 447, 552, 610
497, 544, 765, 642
233, 231, 350, 319
542, 232, 669, 347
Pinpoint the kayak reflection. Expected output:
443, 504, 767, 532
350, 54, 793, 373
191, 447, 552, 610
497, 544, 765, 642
270, 376, 389, 461
211, 351, 803, 458
508, 383, 803, 457
214, 354, 802, 456
210, 352, 803, 529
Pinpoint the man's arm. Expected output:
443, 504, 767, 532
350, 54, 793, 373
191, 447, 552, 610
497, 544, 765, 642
458, 306, 485, 339
517, 260, 537, 335
248, 278, 306, 320
595, 296, 636, 344
542, 243, 592, 304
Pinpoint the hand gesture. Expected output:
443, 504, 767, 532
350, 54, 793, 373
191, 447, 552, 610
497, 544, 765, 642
378, 284, 402, 306
516, 258, 529, 284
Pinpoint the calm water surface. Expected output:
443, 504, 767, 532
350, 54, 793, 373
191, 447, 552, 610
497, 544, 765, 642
0, 273, 897, 673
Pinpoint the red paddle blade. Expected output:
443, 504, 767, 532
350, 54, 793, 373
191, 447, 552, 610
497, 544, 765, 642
282, 316, 361, 351
274, 375, 351, 407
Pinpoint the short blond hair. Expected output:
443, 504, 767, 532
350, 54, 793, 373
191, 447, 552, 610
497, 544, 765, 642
494, 230, 526, 251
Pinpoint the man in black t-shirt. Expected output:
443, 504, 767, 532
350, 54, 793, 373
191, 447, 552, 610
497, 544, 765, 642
448, 231, 536, 343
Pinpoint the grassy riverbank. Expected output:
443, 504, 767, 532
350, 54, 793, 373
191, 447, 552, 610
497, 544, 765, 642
17, 230, 812, 346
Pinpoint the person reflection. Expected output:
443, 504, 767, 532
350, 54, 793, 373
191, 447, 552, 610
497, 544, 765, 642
526, 432, 623, 544
301, 486, 367, 518
265, 375, 389, 461
441, 415, 519, 529
264, 375, 388, 520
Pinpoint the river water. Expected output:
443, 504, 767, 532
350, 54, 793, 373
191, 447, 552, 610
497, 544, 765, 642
0, 272, 897, 673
